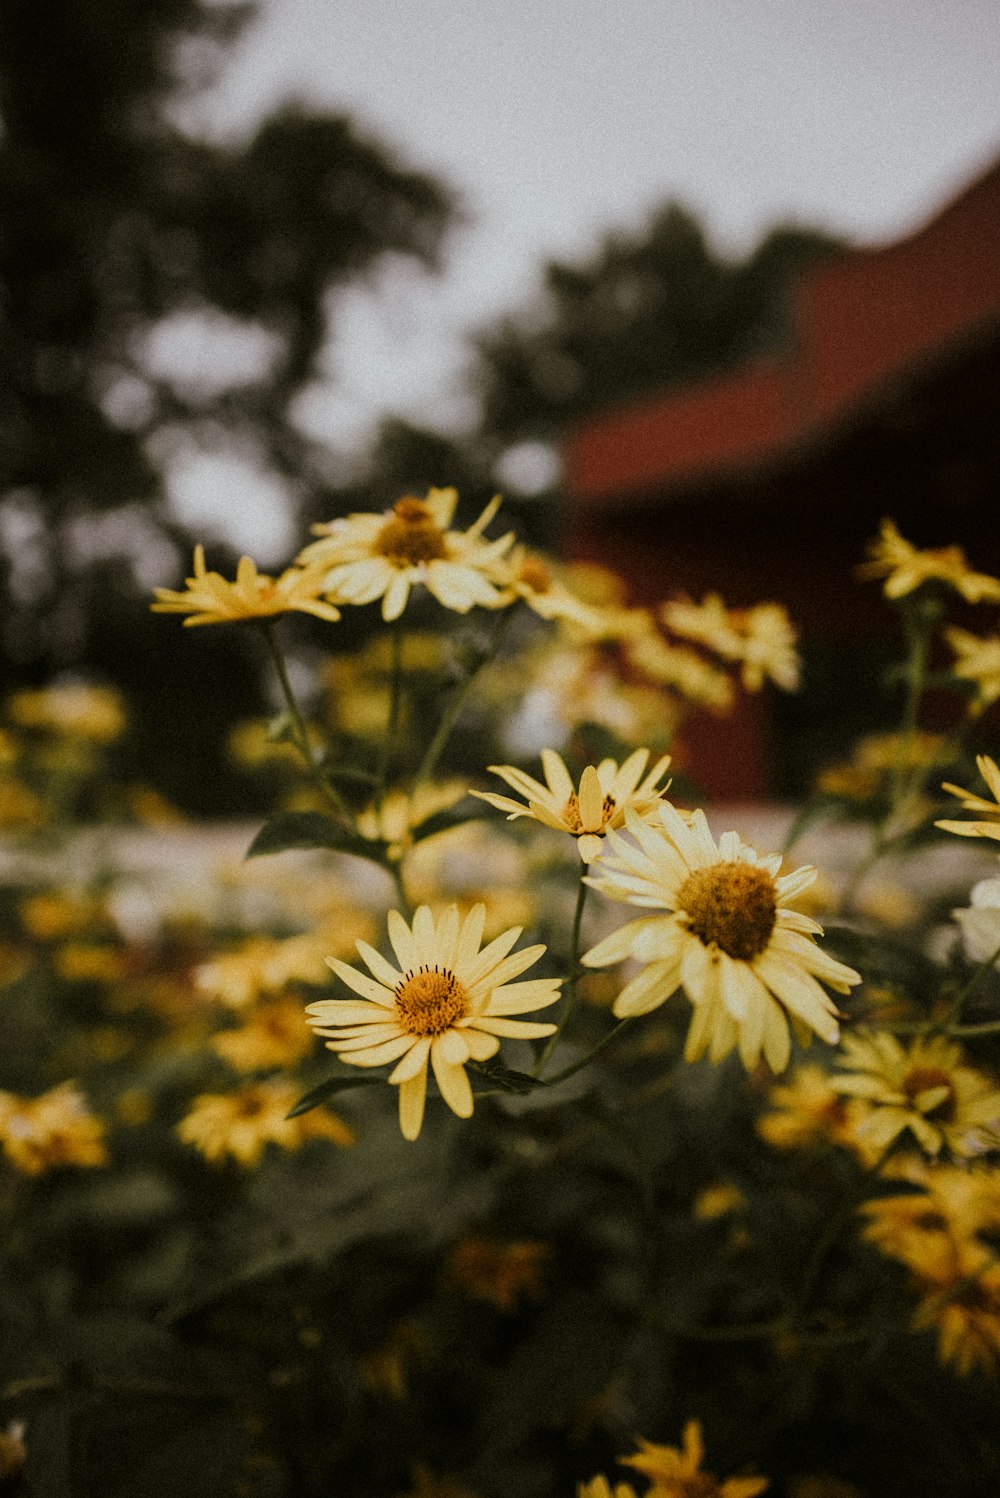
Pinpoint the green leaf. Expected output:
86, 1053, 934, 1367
245, 810, 385, 860
468, 1058, 546, 1094
286, 1073, 383, 1117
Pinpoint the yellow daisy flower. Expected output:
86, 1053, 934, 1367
8, 682, 126, 743
661, 595, 800, 692
491, 545, 608, 633
582, 806, 860, 1073
0, 1082, 108, 1175
151, 545, 341, 626
912, 1240, 1000, 1376
625, 629, 735, 712
471, 748, 672, 864
936, 754, 1000, 842
578, 1479, 640, 1498
756, 1062, 876, 1160
861, 1155, 1000, 1277
211, 994, 315, 1072
621, 1421, 769, 1498
945, 626, 1000, 709
305, 904, 560, 1141
177, 1078, 353, 1166
297, 487, 514, 622
832, 1031, 1000, 1157
445, 1236, 551, 1312
857, 519, 1000, 603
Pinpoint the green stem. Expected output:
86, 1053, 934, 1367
839, 600, 939, 917
535, 873, 589, 1075
375, 621, 405, 826
411, 606, 519, 801
786, 1141, 895, 1327
259, 622, 351, 823
541, 1016, 632, 1087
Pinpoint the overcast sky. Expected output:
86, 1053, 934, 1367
172, 0, 1000, 555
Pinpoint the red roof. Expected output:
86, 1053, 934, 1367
565, 158, 1000, 504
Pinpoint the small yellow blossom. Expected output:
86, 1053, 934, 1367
54, 943, 130, 983
621, 1421, 769, 1498
8, 682, 126, 743
945, 626, 1000, 709
177, 1079, 353, 1166
937, 755, 1000, 842
858, 519, 1000, 603
861, 1155, 1000, 1278
661, 594, 799, 692
693, 1182, 747, 1221
445, 1236, 551, 1311
211, 994, 314, 1071
626, 630, 735, 713
833, 1030, 1000, 1157
473, 748, 672, 863
492, 544, 608, 633
0, 776, 46, 830
757, 1063, 875, 1161
355, 779, 470, 858
20, 890, 108, 942
0, 1082, 108, 1175
306, 904, 560, 1141
194, 925, 347, 1009
578, 1479, 640, 1498
151, 545, 341, 626
816, 730, 947, 804
912, 1240, 1000, 1376
298, 488, 514, 622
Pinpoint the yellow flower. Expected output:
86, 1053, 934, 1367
578, 1479, 640, 1498
354, 779, 470, 859
445, 1236, 551, 1311
756, 1063, 875, 1160
816, 730, 947, 803
54, 943, 129, 983
621, 1421, 769, 1498
0, 777, 46, 830
936, 754, 1000, 842
194, 923, 354, 1009
0, 1082, 107, 1175
911, 1239, 1000, 1376
833, 1030, 1000, 1157
211, 994, 315, 1071
582, 806, 860, 1073
661, 595, 800, 692
19, 890, 106, 941
472, 748, 672, 864
305, 904, 560, 1141
8, 682, 126, 743
693, 1182, 747, 1221
492, 545, 608, 633
151, 545, 341, 626
626, 630, 735, 712
945, 626, 1000, 709
857, 519, 1000, 603
177, 1079, 353, 1166
298, 488, 514, 622
860, 1155, 1000, 1276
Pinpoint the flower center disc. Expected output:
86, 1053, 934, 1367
375, 498, 448, 565
518, 557, 552, 594
561, 791, 616, 834
394, 968, 468, 1035
677, 861, 777, 961
903, 1065, 957, 1122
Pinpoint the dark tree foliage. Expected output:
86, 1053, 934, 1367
0, 0, 456, 806
473, 203, 845, 450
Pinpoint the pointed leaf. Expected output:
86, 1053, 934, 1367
286, 1073, 383, 1118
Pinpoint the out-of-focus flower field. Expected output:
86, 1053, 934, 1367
3, 498, 1000, 1497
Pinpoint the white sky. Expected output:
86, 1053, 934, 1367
169, 0, 1000, 557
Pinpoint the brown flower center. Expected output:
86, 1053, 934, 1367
375, 498, 448, 565
561, 791, 616, 834
236, 1094, 267, 1119
518, 557, 553, 594
677, 861, 777, 961
394, 967, 468, 1036
903, 1066, 957, 1122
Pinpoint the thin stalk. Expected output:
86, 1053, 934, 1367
259, 622, 351, 823
411, 606, 518, 801
375, 621, 405, 827
840, 600, 939, 917
786, 1141, 895, 1327
541, 1016, 632, 1087
535, 873, 589, 1075
934, 937, 1000, 1032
